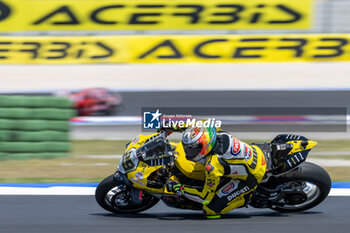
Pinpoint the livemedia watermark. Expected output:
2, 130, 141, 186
143, 109, 222, 129
141, 107, 347, 132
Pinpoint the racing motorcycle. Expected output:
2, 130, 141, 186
95, 131, 331, 214
55, 88, 122, 116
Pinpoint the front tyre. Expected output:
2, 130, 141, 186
270, 162, 331, 212
95, 174, 159, 214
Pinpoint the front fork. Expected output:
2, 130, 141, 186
113, 171, 145, 206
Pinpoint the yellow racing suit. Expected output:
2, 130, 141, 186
177, 132, 267, 216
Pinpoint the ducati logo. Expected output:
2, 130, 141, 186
227, 186, 250, 201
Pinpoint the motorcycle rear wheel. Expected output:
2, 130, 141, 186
95, 175, 159, 214
270, 162, 331, 212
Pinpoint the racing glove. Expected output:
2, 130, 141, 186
166, 181, 185, 196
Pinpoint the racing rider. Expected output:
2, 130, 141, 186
167, 126, 267, 218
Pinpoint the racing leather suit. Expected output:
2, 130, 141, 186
180, 132, 267, 216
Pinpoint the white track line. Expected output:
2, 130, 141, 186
0, 187, 349, 196
329, 188, 350, 196
0, 187, 95, 195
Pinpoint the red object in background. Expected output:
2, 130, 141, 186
67, 88, 122, 116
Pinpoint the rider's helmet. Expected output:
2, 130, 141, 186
181, 126, 217, 162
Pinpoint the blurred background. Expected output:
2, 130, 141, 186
1, 0, 350, 183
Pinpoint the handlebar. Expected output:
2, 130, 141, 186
136, 130, 168, 153
136, 131, 174, 166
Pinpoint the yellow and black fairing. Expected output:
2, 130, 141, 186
270, 134, 317, 174
118, 133, 173, 194
118, 133, 205, 200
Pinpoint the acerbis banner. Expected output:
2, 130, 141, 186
1, 34, 350, 64
0, 0, 312, 31
0, 36, 128, 64
130, 34, 350, 63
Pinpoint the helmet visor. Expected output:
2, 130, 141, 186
184, 143, 203, 160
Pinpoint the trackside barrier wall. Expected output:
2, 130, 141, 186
2, 1, 350, 34
1, 34, 350, 64
0, 96, 75, 159
0, 0, 312, 31
2, 0, 350, 34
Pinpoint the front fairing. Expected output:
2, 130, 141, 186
126, 161, 163, 190
118, 133, 160, 173
117, 133, 170, 194
117, 132, 207, 194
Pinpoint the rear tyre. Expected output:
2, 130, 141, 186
270, 162, 331, 212
95, 175, 159, 214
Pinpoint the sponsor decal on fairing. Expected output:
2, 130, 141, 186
130, 177, 145, 186
217, 180, 240, 198
135, 172, 144, 180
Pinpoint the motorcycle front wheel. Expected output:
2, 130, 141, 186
270, 162, 331, 212
95, 175, 159, 214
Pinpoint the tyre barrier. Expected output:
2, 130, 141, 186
0, 96, 73, 159
0, 130, 69, 142
0, 119, 70, 131
0, 96, 72, 108
0, 108, 75, 120
0, 152, 69, 160
0, 142, 70, 153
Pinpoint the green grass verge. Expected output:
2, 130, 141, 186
72, 140, 129, 156
0, 139, 349, 183
0, 177, 103, 183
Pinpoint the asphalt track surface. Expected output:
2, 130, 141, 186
1, 91, 350, 232
72, 90, 350, 139
5, 90, 350, 115
117, 90, 350, 116
4, 90, 350, 139
0, 196, 348, 233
